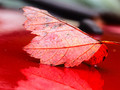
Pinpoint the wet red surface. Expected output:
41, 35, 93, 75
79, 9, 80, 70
98, 26, 120, 90
0, 9, 120, 90
0, 25, 120, 90
0, 31, 104, 90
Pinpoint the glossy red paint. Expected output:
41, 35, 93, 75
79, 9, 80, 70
0, 25, 120, 90
0, 9, 120, 90
98, 29, 120, 90
0, 31, 103, 90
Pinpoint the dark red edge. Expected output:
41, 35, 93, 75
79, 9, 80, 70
84, 44, 108, 65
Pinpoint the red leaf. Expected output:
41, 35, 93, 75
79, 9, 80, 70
15, 64, 104, 90
23, 6, 108, 67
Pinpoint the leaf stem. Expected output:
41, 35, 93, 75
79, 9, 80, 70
101, 41, 120, 45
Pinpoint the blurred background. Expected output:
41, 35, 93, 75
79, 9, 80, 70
0, 0, 120, 36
